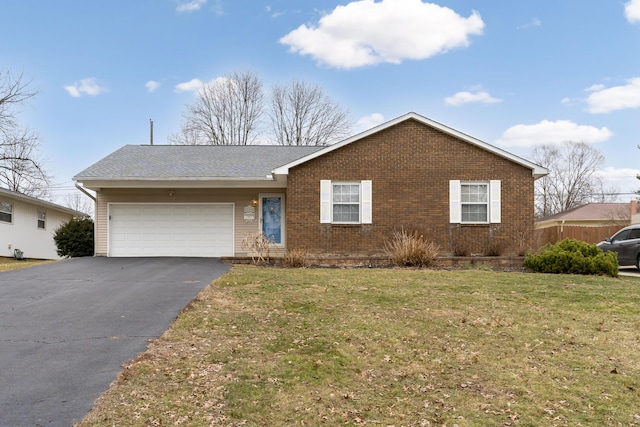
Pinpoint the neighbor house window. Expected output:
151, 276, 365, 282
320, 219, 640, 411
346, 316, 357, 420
37, 210, 46, 229
0, 202, 12, 223
320, 180, 372, 224
450, 180, 501, 224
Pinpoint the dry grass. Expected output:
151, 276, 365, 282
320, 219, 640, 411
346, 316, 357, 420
79, 266, 640, 426
0, 257, 53, 272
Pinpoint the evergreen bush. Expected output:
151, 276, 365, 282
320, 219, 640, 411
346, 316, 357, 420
53, 217, 95, 258
524, 238, 618, 277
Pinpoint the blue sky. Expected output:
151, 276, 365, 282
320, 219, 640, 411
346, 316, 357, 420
2, 0, 640, 204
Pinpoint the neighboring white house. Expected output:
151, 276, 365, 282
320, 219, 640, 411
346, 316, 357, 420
0, 188, 86, 260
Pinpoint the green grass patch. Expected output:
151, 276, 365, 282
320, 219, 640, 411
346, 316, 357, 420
79, 267, 640, 426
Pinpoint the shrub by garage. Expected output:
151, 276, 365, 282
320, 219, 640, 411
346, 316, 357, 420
54, 217, 95, 258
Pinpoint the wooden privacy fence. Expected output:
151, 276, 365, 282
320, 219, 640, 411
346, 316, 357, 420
535, 225, 623, 247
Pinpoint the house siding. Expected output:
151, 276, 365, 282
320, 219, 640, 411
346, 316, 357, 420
95, 188, 274, 256
0, 196, 74, 259
286, 119, 535, 256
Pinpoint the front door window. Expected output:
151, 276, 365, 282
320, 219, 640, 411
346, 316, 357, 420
262, 196, 282, 244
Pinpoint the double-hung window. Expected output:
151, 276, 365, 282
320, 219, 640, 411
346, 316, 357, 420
0, 202, 12, 223
450, 180, 501, 224
461, 183, 488, 223
332, 183, 361, 223
37, 210, 46, 229
320, 180, 372, 224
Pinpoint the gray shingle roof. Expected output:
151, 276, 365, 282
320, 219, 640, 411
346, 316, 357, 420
74, 145, 323, 181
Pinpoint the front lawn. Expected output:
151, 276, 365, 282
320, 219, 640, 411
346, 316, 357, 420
0, 257, 52, 272
80, 266, 640, 426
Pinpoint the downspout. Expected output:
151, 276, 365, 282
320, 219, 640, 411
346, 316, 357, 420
75, 183, 98, 257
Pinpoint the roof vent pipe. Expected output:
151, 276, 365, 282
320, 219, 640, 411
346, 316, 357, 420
150, 119, 154, 145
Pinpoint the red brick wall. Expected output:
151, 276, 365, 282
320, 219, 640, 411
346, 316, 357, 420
286, 119, 536, 256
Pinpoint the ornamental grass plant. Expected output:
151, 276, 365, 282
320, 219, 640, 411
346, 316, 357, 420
384, 228, 439, 267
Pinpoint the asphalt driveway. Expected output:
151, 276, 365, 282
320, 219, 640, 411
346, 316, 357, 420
0, 257, 230, 427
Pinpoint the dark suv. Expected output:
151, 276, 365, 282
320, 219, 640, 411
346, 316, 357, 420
597, 225, 640, 269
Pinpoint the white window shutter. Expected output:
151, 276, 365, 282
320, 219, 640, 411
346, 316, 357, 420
490, 180, 501, 223
449, 180, 461, 223
361, 180, 372, 224
320, 180, 332, 223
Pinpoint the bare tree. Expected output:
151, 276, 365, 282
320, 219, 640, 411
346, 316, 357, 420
170, 70, 264, 145
269, 79, 352, 146
0, 70, 50, 198
592, 179, 620, 204
64, 192, 94, 217
0, 127, 51, 199
531, 141, 606, 217
0, 70, 38, 137
167, 125, 202, 146
169, 72, 353, 146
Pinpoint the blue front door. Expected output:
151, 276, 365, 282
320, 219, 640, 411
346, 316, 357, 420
262, 196, 282, 244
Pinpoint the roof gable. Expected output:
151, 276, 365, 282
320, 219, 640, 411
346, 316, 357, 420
272, 112, 547, 178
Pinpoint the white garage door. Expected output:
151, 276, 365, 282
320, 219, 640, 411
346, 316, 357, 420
109, 204, 234, 257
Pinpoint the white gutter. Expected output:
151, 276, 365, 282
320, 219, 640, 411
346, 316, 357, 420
75, 183, 96, 202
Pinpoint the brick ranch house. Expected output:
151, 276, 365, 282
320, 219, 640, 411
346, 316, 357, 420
73, 112, 547, 258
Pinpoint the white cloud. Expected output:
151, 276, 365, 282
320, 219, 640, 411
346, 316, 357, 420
145, 80, 161, 93
516, 17, 541, 30
625, 0, 640, 23
211, 0, 223, 15
174, 78, 204, 93
176, 0, 207, 12
444, 90, 501, 106
594, 167, 640, 202
496, 120, 612, 147
279, 0, 484, 69
355, 113, 385, 131
596, 167, 640, 194
584, 84, 605, 92
266, 5, 284, 19
586, 77, 640, 113
174, 76, 233, 95
63, 78, 108, 98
